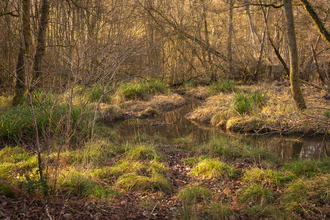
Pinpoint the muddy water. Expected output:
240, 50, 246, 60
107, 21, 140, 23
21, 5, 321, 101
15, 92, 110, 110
110, 99, 330, 160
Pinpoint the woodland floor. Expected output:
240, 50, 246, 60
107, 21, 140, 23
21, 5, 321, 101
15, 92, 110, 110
1, 81, 330, 219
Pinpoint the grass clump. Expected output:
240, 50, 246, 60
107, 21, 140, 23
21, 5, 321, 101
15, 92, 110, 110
184, 81, 196, 88
125, 144, 163, 161
207, 137, 278, 163
239, 184, 274, 206
110, 161, 147, 177
283, 158, 330, 177
112, 160, 171, 192
87, 84, 111, 103
59, 171, 101, 198
233, 90, 268, 115
70, 139, 123, 167
0, 148, 37, 178
190, 158, 236, 179
116, 79, 166, 101
116, 172, 171, 191
209, 80, 235, 93
177, 185, 211, 202
0, 146, 31, 164
0, 97, 94, 144
207, 137, 243, 158
281, 174, 330, 216
242, 167, 295, 186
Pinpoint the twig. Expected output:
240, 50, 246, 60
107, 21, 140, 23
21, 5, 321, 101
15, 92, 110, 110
148, 202, 159, 220
45, 205, 53, 220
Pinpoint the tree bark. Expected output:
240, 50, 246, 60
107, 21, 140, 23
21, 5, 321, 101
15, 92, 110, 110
227, 0, 234, 77
33, 0, 50, 86
284, 0, 307, 110
300, 0, 330, 48
13, 0, 31, 105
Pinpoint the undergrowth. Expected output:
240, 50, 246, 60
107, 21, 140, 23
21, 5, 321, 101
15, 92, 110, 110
209, 80, 235, 93
233, 90, 268, 115
115, 79, 166, 101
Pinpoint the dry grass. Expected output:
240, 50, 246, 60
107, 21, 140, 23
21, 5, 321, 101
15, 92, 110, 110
185, 86, 210, 100
187, 83, 330, 136
101, 92, 187, 121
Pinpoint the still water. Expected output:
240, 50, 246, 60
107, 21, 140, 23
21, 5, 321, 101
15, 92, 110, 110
109, 99, 330, 160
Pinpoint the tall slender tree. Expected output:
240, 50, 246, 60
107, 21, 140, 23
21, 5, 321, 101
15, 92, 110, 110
13, 0, 31, 105
33, 0, 50, 86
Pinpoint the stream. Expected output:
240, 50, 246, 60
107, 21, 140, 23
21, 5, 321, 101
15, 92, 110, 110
109, 99, 330, 160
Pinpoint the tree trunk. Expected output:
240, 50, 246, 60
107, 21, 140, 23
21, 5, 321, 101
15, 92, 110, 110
284, 0, 307, 110
33, 0, 50, 86
227, 0, 234, 77
13, 0, 31, 106
300, 0, 330, 48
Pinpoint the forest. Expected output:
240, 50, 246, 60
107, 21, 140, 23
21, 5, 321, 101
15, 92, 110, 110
1, 0, 330, 219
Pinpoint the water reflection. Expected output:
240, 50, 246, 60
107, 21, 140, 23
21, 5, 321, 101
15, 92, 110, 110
109, 99, 330, 160
111, 100, 216, 144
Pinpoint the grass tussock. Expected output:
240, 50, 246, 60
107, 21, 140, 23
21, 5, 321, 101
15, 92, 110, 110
209, 80, 236, 94
281, 174, 330, 216
185, 86, 209, 100
190, 158, 236, 179
0, 91, 94, 144
238, 183, 275, 206
206, 136, 278, 163
177, 185, 211, 202
114, 79, 166, 102
242, 168, 295, 186
282, 158, 330, 177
